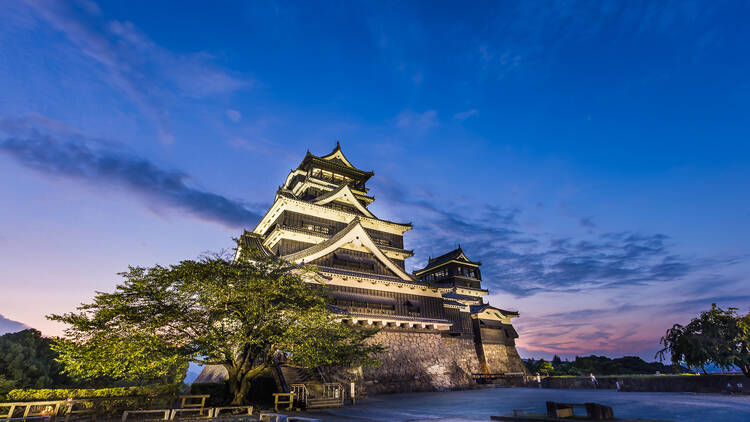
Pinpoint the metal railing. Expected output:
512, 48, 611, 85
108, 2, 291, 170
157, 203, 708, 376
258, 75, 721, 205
322, 383, 343, 401
289, 384, 307, 407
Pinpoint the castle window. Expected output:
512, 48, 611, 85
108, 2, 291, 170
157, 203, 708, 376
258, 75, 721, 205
373, 237, 391, 247
405, 300, 420, 314
304, 223, 330, 234
433, 268, 448, 279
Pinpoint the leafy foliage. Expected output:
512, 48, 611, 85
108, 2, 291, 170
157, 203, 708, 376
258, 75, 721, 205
0, 329, 73, 389
0, 375, 15, 398
6, 385, 179, 415
525, 355, 683, 376
49, 243, 385, 404
658, 304, 750, 377
537, 360, 554, 375
6, 384, 178, 401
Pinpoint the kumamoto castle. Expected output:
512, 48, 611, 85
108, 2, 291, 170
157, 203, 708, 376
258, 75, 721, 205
197, 143, 527, 393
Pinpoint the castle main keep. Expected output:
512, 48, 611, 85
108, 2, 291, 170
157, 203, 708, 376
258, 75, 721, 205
199, 143, 526, 393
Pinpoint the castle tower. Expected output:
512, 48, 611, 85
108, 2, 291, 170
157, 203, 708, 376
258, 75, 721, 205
221, 143, 527, 392
414, 247, 526, 375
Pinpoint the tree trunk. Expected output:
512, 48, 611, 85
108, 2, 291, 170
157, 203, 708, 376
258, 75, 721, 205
741, 364, 749, 379
225, 364, 267, 405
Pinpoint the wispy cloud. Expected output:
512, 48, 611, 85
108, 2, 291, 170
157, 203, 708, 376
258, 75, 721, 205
453, 109, 479, 120
22, 1, 251, 144
375, 177, 741, 297
394, 109, 438, 133
0, 116, 263, 228
579, 216, 596, 229
226, 109, 242, 122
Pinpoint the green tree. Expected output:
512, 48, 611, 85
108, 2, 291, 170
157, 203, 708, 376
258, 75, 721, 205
0, 329, 73, 389
658, 304, 750, 377
49, 245, 385, 404
537, 359, 554, 376
551, 355, 562, 367
0, 375, 16, 397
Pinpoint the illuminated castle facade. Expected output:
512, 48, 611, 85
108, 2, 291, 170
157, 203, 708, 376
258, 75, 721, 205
199, 143, 526, 393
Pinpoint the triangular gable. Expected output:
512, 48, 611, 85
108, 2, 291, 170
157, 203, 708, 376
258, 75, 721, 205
281, 218, 412, 281
471, 304, 519, 321
314, 184, 375, 218
320, 142, 355, 168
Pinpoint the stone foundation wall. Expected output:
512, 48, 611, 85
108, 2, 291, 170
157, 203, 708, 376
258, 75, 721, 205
195, 330, 530, 396
480, 343, 527, 375
357, 330, 481, 394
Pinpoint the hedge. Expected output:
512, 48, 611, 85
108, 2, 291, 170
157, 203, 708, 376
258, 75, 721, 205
4, 385, 180, 415
7, 384, 179, 401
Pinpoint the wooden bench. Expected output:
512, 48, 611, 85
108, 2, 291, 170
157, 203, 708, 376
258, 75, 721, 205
210, 406, 253, 418
546, 401, 614, 420
272, 393, 294, 412
169, 395, 211, 420
1, 401, 65, 421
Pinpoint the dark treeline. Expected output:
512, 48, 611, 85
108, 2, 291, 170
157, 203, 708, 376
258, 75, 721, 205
0, 329, 76, 394
0, 329, 184, 397
525, 355, 685, 376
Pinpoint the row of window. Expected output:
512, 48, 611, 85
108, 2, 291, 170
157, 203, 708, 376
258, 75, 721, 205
373, 237, 392, 247
333, 299, 421, 314
455, 266, 478, 278
419, 266, 479, 282
303, 223, 330, 235
311, 168, 363, 188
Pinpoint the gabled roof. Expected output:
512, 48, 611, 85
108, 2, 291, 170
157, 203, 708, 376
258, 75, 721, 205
236, 230, 273, 259
413, 245, 481, 275
298, 142, 374, 179
470, 303, 519, 318
319, 141, 357, 169
281, 217, 413, 281
313, 184, 375, 218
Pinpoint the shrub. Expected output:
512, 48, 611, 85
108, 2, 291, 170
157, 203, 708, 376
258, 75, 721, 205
5, 385, 180, 415
0, 375, 16, 399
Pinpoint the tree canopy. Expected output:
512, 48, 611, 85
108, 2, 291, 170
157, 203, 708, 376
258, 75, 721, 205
48, 246, 385, 403
524, 355, 683, 376
0, 329, 73, 392
658, 304, 750, 377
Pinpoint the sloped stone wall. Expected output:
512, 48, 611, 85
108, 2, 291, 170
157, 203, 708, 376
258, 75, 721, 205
480, 343, 527, 375
194, 330, 531, 396
358, 330, 481, 394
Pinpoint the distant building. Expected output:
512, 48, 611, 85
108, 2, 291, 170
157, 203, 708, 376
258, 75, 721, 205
198, 143, 526, 393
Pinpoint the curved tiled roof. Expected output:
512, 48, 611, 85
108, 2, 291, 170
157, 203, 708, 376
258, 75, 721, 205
238, 231, 273, 257
345, 313, 453, 325
470, 303, 519, 317
318, 266, 423, 284
442, 299, 466, 308
442, 291, 480, 301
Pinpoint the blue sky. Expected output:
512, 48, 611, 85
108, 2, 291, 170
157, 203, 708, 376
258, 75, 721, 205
1, 0, 749, 360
